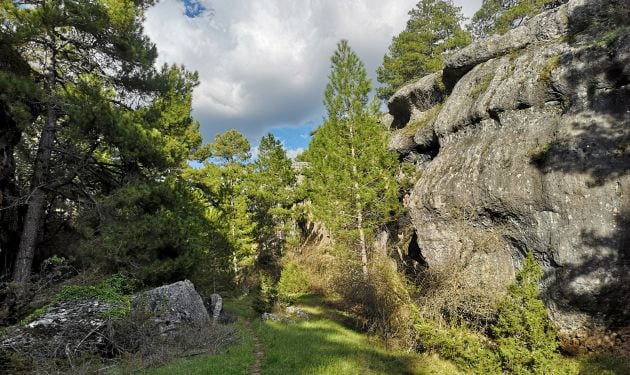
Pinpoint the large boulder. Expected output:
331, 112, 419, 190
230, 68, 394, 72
133, 280, 209, 334
390, 0, 630, 352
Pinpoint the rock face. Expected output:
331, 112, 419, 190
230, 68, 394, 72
390, 0, 630, 351
133, 280, 209, 334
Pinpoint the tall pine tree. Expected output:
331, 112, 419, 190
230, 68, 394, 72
376, 0, 471, 100
5, 1, 204, 282
303, 40, 400, 279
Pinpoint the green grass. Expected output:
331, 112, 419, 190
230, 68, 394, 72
145, 295, 458, 375
140, 319, 255, 375
255, 296, 459, 375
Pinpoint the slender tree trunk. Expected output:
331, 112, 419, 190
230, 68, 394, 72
0, 110, 22, 278
12, 70, 57, 283
349, 121, 368, 280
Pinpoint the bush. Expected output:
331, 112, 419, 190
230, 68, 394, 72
252, 273, 277, 314
277, 261, 309, 304
492, 252, 559, 374
415, 320, 501, 374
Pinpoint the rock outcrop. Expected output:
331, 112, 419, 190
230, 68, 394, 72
389, 0, 630, 352
0, 280, 209, 357
133, 280, 209, 334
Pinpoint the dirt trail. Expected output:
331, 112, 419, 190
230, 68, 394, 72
243, 320, 264, 375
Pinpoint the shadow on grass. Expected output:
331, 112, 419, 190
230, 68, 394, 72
254, 295, 454, 375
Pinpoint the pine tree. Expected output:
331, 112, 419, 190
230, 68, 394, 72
250, 133, 297, 263
471, 0, 567, 39
186, 129, 256, 286
5, 1, 204, 282
492, 252, 559, 374
376, 0, 471, 100
303, 40, 401, 279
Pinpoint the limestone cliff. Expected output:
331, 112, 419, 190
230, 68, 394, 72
387, 0, 630, 351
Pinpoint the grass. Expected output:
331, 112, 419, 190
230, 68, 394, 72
142, 294, 630, 375
254, 297, 460, 375
144, 294, 459, 375
139, 319, 255, 375
470, 73, 493, 99
539, 55, 561, 83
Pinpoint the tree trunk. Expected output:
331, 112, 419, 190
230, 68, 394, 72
0, 107, 22, 278
349, 121, 369, 280
356, 203, 368, 280
12, 71, 56, 283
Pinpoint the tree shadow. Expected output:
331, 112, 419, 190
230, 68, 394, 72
255, 300, 438, 375
533, 3, 630, 331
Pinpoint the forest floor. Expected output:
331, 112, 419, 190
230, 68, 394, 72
142, 295, 460, 375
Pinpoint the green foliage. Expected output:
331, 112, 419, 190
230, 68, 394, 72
55, 273, 137, 319
471, 0, 567, 39
377, 0, 471, 100
45, 255, 67, 266
79, 178, 230, 287
415, 320, 501, 374
249, 133, 298, 268
277, 261, 310, 304
303, 40, 401, 247
211, 129, 251, 163
492, 252, 559, 374
253, 273, 277, 314
185, 129, 257, 286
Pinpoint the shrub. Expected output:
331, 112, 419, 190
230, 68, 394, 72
252, 273, 277, 314
415, 320, 501, 374
277, 261, 310, 304
492, 252, 559, 374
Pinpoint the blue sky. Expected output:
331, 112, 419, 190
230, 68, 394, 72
146, 0, 481, 159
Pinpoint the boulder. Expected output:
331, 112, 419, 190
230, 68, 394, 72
285, 306, 309, 320
133, 280, 209, 334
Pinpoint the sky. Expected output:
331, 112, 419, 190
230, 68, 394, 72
144, 0, 482, 158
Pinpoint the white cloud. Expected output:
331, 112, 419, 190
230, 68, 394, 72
285, 147, 304, 160
144, 0, 480, 142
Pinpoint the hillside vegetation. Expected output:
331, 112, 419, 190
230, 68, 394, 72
1, 0, 628, 374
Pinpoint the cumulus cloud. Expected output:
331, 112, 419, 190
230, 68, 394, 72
144, 0, 480, 142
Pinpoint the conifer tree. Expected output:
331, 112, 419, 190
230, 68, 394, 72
5, 1, 204, 282
303, 40, 400, 279
250, 133, 297, 263
376, 0, 471, 100
492, 252, 558, 374
471, 0, 567, 39
186, 129, 256, 286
